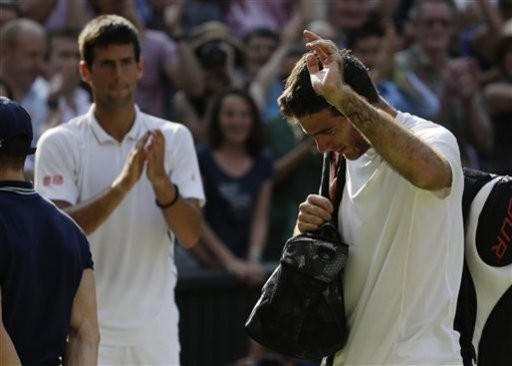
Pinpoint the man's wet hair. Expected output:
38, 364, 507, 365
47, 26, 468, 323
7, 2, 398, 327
278, 49, 379, 119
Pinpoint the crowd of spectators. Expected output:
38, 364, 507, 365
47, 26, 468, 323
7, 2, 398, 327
1, 0, 511, 364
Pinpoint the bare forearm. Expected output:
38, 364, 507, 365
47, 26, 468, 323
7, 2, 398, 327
1, 292, 20, 365
249, 45, 291, 112
160, 197, 202, 248
438, 90, 494, 153
463, 97, 494, 152
476, 0, 504, 32
273, 139, 314, 182
334, 90, 451, 189
65, 269, 99, 365
20, 0, 58, 23
64, 331, 98, 366
170, 43, 205, 96
173, 93, 207, 142
375, 25, 397, 82
200, 223, 237, 268
248, 221, 267, 262
58, 184, 126, 235
248, 181, 272, 261
153, 179, 202, 248
0, 328, 21, 365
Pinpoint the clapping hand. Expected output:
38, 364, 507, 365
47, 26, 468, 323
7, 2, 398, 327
112, 131, 151, 193
144, 129, 168, 186
112, 129, 169, 194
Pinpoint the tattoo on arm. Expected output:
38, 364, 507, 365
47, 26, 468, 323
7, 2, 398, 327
339, 91, 379, 132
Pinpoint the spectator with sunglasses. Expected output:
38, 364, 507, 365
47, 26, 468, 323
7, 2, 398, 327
395, 0, 494, 169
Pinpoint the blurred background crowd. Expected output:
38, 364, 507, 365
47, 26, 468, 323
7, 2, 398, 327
0, 0, 511, 365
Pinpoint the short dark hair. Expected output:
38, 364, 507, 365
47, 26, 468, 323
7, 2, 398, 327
346, 21, 385, 50
46, 25, 81, 61
242, 27, 280, 45
278, 49, 379, 119
208, 87, 265, 156
78, 14, 140, 67
0, 134, 28, 168
0, 18, 44, 48
0, 0, 21, 17
0, 78, 13, 99
409, 0, 456, 21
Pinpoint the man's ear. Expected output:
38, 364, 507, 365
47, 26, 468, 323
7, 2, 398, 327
79, 61, 90, 83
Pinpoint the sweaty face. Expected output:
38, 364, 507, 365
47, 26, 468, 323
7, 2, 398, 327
298, 109, 369, 160
218, 94, 254, 147
80, 43, 142, 109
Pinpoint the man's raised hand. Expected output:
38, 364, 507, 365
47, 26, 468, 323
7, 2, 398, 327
303, 30, 345, 104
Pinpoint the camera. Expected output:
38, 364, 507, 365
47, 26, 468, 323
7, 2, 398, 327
196, 41, 227, 69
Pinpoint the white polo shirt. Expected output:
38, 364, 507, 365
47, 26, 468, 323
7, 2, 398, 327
34, 105, 205, 350
335, 112, 464, 365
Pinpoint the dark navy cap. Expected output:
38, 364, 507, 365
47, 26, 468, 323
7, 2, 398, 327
0, 96, 36, 156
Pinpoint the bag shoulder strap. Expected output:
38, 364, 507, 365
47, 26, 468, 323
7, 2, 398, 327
320, 153, 347, 365
319, 152, 346, 228
319, 152, 331, 198
462, 167, 495, 227
333, 154, 346, 218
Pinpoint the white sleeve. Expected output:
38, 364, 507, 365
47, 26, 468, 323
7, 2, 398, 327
164, 124, 205, 206
34, 128, 80, 205
398, 112, 464, 197
432, 127, 464, 197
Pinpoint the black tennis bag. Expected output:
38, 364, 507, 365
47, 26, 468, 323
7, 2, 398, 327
245, 153, 349, 360
455, 168, 512, 366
